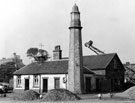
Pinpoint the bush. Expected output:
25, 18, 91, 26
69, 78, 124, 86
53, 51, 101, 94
42, 89, 81, 101
13, 90, 40, 101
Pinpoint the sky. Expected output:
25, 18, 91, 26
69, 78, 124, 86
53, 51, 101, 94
0, 0, 135, 65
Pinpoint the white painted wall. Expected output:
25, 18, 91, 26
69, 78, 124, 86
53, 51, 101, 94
41, 74, 67, 91
14, 74, 68, 91
14, 73, 93, 92
14, 75, 32, 90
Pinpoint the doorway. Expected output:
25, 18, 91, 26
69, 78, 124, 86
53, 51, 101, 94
96, 78, 102, 92
43, 79, 48, 92
54, 78, 60, 89
25, 79, 29, 90
85, 77, 91, 93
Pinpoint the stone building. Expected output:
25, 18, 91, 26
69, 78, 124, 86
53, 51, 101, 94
0, 53, 24, 68
124, 62, 135, 89
13, 4, 125, 94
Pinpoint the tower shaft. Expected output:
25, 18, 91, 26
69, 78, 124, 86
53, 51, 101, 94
68, 4, 84, 94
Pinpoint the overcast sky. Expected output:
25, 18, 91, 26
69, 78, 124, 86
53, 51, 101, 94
0, 0, 135, 64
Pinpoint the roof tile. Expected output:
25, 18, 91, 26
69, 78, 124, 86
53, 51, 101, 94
14, 53, 116, 75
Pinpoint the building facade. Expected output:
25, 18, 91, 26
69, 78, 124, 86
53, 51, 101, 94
13, 50, 124, 93
13, 4, 125, 94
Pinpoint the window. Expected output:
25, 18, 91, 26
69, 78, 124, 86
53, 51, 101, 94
33, 75, 39, 87
54, 78, 60, 89
17, 75, 21, 87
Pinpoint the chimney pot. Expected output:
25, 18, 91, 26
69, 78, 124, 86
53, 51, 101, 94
126, 62, 130, 66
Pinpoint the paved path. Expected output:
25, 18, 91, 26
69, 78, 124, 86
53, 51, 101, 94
0, 93, 134, 103
0, 98, 135, 103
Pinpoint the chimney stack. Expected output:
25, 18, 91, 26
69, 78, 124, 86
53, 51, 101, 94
53, 45, 62, 60
126, 62, 130, 66
68, 4, 84, 94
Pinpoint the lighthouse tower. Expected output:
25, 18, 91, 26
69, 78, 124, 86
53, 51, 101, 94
68, 4, 84, 94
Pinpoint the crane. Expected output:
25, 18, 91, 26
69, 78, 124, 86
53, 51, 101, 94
85, 40, 105, 55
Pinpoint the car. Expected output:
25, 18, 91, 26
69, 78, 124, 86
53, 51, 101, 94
0, 82, 9, 93
0, 84, 6, 93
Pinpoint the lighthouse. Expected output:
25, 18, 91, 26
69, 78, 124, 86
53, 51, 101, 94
68, 4, 84, 94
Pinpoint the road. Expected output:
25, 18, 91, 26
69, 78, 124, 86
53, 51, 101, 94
0, 98, 135, 103
0, 92, 134, 103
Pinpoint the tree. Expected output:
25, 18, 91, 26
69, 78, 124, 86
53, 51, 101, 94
0, 62, 17, 82
26, 48, 49, 62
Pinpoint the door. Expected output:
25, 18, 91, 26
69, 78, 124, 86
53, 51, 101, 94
54, 78, 60, 89
25, 79, 29, 90
43, 79, 48, 92
96, 78, 100, 92
85, 77, 91, 93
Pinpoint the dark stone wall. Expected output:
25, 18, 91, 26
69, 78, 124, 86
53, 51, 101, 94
106, 54, 125, 91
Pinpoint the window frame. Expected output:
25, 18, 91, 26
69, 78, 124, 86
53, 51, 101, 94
33, 75, 39, 88
16, 75, 21, 88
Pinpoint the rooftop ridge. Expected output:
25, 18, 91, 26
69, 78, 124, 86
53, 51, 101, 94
83, 53, 117, 57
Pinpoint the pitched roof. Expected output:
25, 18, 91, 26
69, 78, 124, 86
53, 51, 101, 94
125, 65, 135, 72
14, 53, 117, 75
83, 53, 116, 70
14, 60, 68, 75
125, 65, 135, 79
83, 66, 95, 74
